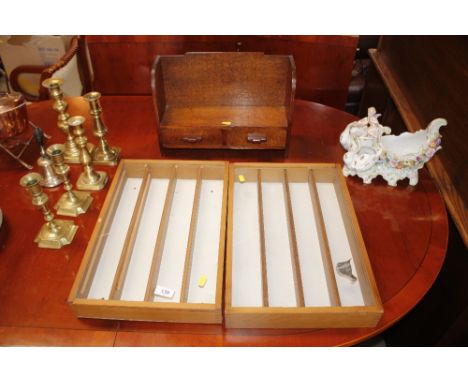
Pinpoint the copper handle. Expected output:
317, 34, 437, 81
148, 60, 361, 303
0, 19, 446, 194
247, 134, 267, 144
182, 136, 202, 143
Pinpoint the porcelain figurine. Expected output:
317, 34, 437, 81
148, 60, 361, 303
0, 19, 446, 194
340, 107, 446, 186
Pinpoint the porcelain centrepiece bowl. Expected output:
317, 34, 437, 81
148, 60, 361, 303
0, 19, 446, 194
340, 108, 446, 186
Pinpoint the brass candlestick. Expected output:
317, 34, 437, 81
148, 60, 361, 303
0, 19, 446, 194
42, 78, 93, 164
20, 172, 78, 249
83, 91, 121, 166
47, 144, 93, 217
69, 115, 108, 191
33, 126, 63, 188
37, 155, 63, 188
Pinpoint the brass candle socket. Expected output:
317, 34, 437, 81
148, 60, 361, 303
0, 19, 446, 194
47, 144, 93, 217
69, 115, 108, 191
83, 91, 121, 166
42, 78, 93, 164
19, 172, 78, 249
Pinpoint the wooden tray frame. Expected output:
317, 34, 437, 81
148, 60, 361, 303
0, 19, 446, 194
225, 163, 383, 328
68, 159, 228, 324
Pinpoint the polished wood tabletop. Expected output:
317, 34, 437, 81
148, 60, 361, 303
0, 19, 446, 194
0, 96, 448, 346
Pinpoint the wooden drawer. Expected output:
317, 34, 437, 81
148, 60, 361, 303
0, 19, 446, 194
68, 159, 228, 323
226, 127, 287, 149
225, 163, 383, 328
159, 127, 224, 148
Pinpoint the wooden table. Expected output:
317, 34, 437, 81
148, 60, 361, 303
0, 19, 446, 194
0, 96, 448, 346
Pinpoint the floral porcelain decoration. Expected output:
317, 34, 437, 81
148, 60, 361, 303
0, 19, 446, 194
339, 107, 446, 186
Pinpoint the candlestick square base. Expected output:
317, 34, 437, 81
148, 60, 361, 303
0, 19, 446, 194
34, 220, 78, 249
93, 146, 121, 166
54, 191, 93, 217
76, 171, 108, 191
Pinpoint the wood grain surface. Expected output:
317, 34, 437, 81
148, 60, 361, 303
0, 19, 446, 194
0, 96, 448, 346
85, 35, 357, 109
153, 53, 295, 149
368, 36, 468, 249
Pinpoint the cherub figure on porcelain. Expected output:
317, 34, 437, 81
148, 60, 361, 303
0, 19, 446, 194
340, 107, 446, 187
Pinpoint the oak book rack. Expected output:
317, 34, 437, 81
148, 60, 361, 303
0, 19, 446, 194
69, 160, 383, 328
152, 52, 295, 150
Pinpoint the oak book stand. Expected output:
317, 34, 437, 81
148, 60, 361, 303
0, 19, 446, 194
152, 52, 295, 150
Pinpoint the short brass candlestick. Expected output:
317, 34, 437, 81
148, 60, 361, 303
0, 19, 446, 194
83, 91, 121, 166
33, 126, 63, 188
69, 115, 108, 191
20, 172, 78, 249
42, 78, 93, 164
37, 155, 63, 188
47, 144, 93, 217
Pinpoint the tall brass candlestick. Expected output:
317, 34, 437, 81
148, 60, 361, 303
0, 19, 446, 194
69, 115, 108, 191
42, 78, 93, 164
20, 172, 78, 249
83, 91, 121, 166
47, 144, 93, 217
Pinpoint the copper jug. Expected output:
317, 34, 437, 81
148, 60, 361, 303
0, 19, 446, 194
0, 92, 29, 148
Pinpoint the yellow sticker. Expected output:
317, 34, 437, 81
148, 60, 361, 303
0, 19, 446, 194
238, 174, 246, 183
198, 275, 208, 288
221, 121, 232, 126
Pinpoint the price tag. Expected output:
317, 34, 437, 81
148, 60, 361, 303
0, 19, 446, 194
154, 285, 175, 299
198, 275, 208, 288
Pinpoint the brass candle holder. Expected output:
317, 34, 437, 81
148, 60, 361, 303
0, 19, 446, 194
69, 115, 108, 191
47, 143, 93, 217
83, 91, 121, 166
20, 172, 78, 249
33, 126, 63, 188
37, 155, 63, 188
42, 78, 93, 164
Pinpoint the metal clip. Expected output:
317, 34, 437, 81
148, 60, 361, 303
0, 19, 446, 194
336, 259, 357, 283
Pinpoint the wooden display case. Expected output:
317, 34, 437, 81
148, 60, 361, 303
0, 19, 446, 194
152, 52, 296, 150
68, 160, 228, 323
225, 163, 383, 328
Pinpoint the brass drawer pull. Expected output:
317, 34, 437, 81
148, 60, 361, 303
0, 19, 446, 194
247, 134, 267, 144
182, 136, 203, 143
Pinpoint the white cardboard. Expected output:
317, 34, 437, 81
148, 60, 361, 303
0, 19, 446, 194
152, 179, 196, 303
289, 182, 331, 307
231, 176, 365, 308
120, 178, 170, 301
187, 179, 224, 304
0, 35, 81, 96
87, 177, 143, 300
232, 181, 263, 307
261, 181, 297, 307
316, 182, 365, 306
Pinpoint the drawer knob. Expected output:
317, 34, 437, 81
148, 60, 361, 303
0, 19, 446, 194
247, 134, 267, 144
182, 136, 202, 143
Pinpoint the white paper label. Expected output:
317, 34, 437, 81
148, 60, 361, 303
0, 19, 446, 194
154, 285, 175, 299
